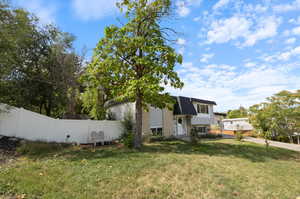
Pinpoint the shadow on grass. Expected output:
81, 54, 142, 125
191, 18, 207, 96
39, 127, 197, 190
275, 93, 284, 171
19, 139, 300, 163
142, 141, 300, 162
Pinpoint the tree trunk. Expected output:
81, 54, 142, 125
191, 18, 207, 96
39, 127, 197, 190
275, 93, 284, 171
265, 137, 269, 149
39, 102, 43, 114
67, 88, 76, 117
134, 94, 143, 149
288, 135, 293, 144
45, 96, 52, 117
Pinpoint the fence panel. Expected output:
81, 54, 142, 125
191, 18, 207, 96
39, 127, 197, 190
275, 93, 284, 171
0, 105, 123, 144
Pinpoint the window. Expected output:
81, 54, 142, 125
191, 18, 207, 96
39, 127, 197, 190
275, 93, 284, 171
193, 126, 207, 134
151, 128, 162, 136
178, 118, 182, 124
197, 104, 209, 114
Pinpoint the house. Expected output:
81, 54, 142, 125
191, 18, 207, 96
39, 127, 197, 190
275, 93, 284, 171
213, 112, 227, 126
222, 118, 253, 131
106, 96, 216, 137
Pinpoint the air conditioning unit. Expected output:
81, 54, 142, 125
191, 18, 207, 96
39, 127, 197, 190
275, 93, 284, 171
90, 131, 105, 146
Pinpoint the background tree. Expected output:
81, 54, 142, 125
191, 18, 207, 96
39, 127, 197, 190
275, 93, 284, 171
0, 1, 83, 117
227, 106, 248, 119
80, 79, 111, 120
0, 0, 42, 107
39, 30, 83, 117
267, 90, 300, 143
249, 103, 274, 148
249, 90, 300, 145
83, 0, 183, 148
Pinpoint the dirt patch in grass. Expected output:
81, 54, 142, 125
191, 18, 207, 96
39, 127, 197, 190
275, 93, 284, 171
0, 149, 18, 166
0, 136, 21, 166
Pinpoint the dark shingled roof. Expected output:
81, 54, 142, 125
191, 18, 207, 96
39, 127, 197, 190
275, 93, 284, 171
104, 98, 131, 109
173, 96, 197, 115
191, 98, 217, 105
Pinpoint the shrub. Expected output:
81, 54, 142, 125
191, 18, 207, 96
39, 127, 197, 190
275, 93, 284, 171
272, 135, 290, 143
122, 131, 134, 148
120, 111, 135, 148
190, 128, 199, 144
246, 130, 259, 138
142, 133, 151, 143
234, 131, 244, 141
149, 135, 178, 142
197, 133, 222, 139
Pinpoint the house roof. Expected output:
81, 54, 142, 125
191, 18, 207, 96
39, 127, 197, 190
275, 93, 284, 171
105, 96, 216, 116
191, 98, 217, 105
222, 118, 249, 122
214, 112, 227, 116
174, 96, 197, 115
104, 98, 132, 109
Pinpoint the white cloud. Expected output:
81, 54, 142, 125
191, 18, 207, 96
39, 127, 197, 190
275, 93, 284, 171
173, 1, 300, 111
206, 64, 235, 71
243, 16, 281, 46
183, 0, 202, 7
193, 16, 201, 22
245, 62, 256, 68
171, 61, 300, 111
289, 18, 295, 24
292, 26, 300, 35
252, 4, 268, 13
15, 0, 57, 24
200, 53, 214, 63
273, 0, 300, 13
176, 0, 202, 17
207, 16, 251, 44
72, 0, 118, 20
278, 46, 300, 61
289, 16, 300, 25
177, 38, 186, 54
176, 2, 190, 17
213, 0, 230, 11
206, 15, 281, 46
177, 38, 186, 45
285, 37, 296, 44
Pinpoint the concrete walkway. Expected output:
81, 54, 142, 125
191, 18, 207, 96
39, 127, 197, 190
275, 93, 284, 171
244, 137, 300, 152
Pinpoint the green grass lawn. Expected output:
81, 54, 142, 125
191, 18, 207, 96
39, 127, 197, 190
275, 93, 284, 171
1, 139, 300, 199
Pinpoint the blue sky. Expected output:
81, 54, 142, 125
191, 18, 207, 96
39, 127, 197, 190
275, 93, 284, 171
12, 0, 300, 112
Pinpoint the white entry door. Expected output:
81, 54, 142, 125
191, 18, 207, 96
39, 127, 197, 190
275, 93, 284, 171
176, 117, 186, 136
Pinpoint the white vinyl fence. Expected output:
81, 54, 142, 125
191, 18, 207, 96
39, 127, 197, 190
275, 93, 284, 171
0, 105, 123, 144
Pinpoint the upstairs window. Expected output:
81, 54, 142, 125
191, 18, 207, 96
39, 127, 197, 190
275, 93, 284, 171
197, 104, 209, 114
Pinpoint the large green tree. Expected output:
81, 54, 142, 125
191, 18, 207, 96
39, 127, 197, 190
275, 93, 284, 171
84, 0, 183, 148
0, 1, 83, 117
0, 1, 46, 110
37, 30, 83, 117
249, 90, 300, 144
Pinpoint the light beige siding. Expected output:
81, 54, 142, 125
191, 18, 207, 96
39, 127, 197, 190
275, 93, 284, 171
162, 108, 174, 137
